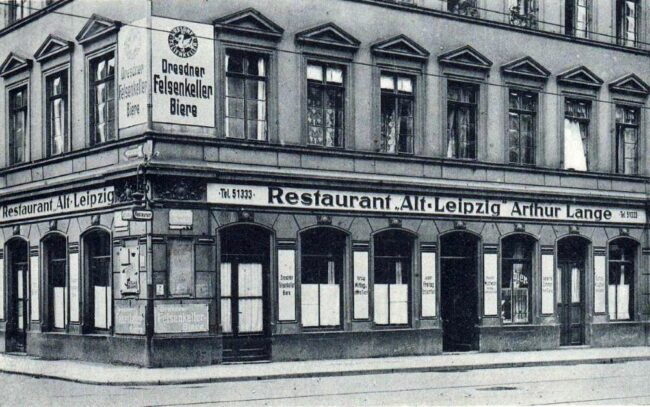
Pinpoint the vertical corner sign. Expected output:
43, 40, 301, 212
151, 17, 215, 127
118, 18, 150, 129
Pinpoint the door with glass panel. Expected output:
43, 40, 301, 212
557, 237, 587, 346
7, 239, 28, 352
220, 226, 270, 362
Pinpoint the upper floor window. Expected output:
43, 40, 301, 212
224, 50, 268, 141
307, 62, 345, 148
46, 71, 69, 156
565, 0, 591, 38
508, 90, 537, 165
509, 0, 538, 29
448, 0, 478, 16
380, 74, 414, 154
89, 52, 115, 146
615, 106, 639, 175
8, 85, 27, 166
7, 0, 28, 25
447, 81, 477, 159
563, 99, 590, 171
617, 0, 639, 46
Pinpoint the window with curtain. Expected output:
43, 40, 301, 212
508, 90, 537, 165
608, 240, 635, 321
224, 50, 268, 141
501, 236, 534, 324
374, 230, 412, 326
380, 73, 414, 154
509, 0, 538, 28
8, 85, 27, 165
301, 228, 345, 328
617, 0, 639, 46
45, 236, 67, 330
46, 71, 69, 157
447, 82, 478, 159
447, 0, 478, 16
565, 0, 591, 38
89, 52, 115, 146
85, 230, 111, 331
615, 106, 639, 175
563, 99, 590, 171
307, 62, 345, 148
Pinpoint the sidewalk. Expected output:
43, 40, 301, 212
1, 346, 650, 386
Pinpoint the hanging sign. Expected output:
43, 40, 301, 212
207, 183, 646, 225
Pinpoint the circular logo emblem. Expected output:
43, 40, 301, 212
168, 26, 198, 58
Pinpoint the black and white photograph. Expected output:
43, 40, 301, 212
1, 0, 650, 405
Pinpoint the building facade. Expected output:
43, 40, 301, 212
0, 0, 649, 367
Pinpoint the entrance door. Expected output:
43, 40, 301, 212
440, 233, 479, 352
558, 261, 585, 346
220, 226, 270, 362
7, 240, 28, 352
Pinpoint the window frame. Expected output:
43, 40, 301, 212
607, 238, 637, 322
507, 88, 538, 165
562, 96, 594, 171
42, 233, 68, 332
565, 0, 592, 38
7, 82, 29, 166
500, 235, 536, 325
44, 67, 70, 157
446, 80, 479, 160
304, 60, 347, 149
82, 229, 112, 334
616, 0, 640, 47
88, 49, 116, 147
614, 104, 641, 175
379, 72, 416, 155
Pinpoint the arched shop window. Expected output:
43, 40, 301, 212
501, 235, 535, 324
300, 228, 346, 328
373, 229, 413, 326
608, 238, 637, 321
43, 234, 67, 330
84, 229, 111, 331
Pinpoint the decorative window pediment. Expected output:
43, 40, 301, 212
0, 52, 32, 78
34, 34, 74, 63
438, 45, 492, 71
295, 22, 360, 52
214, 8, 284, 40
371, 34, 429, 62
609, 73, 650, 97
75, 14, 121, 45
557, 66, 603, 89
501, 56, 550, 81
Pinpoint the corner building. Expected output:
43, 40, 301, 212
0, 0, 649, 367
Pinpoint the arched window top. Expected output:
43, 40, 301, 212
609, 237, 638, 259
440, 231, 480, 258
301, 227, 347, 255
220, 224, 271, 257
374, 229, 414, 257
502, 234, 536, 260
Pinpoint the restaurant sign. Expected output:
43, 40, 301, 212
207, 183, 646, 225
0, 187, 114, 223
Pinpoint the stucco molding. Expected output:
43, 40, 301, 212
213, 7, 284, 41
295, 22, 360, 52
33, 34, 74, 63
75, 14, 121, 46
0, 52, 32, 78
437, 45, 492, 71
370, 34, 429, 62
557, 66, 603, 89
608, 73, 650, 97
500, 56, 550, 81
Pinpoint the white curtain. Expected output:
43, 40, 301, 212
220, 263, 232, 333
374, 284, 389, 325
238, 263, 263, 333
564, 119, 588, 171
54, 287, 66, 329
389, 284, 408, 324
301, 284, 319, 327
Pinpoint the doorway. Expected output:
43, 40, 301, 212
557, 237, 588, 346
220, 225, 271, 362
6, 239, 28, 352
440, 232, 480, 352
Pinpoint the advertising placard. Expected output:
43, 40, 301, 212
154, 303, 209, 333
118, 18, 149, 129
278, 250, 296, 321
115, 301, 146, 335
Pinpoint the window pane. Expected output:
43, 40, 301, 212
380, 75, 394, 90
326, 67, 343, 84
381, 95, 397, 153
226, 77, 244, 98
307, 64, 323, 81
226, 52, 244, 73
564, 119, 588, 171
397, 77, 412, 93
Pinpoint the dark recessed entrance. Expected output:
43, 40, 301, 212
440, 232, 480, 352
557, 237, 588, 346
219, 225, 271, 362
6, 239, 28, 352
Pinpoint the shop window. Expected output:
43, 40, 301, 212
46, 71, 69, 157
508, 89, 537, 165
563, 99, 590, 171
509, 0, 538, 29
608, 239, 636, 321
84, 230, 111, 331
306, 62, 345, 148
501, 235, 534, 324
447, 81, 477, 159
617, 0, 639, 47
89, 52, 115, 146
615, 106, 639, 175
224, 50, 268, 141
565, 0, 591, 38
300, 228, 345, 328
447, 0, 478, 16
44, 235, 67, 330
373, 230, 412, 326
380, 74, 414, 154
8, 85, 27, 165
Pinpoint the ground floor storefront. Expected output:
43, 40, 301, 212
0, 176, 648, 367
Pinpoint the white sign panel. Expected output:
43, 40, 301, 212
483, 253, 498, 316
118, 18, 149, 129
353, 251, 369, 320
169, 209, 193, 230
30, 255, 39, 321
0, 187, 114, 223
594, 255, 606, 314
69, 252, 80, 322
278, 249, 296, 321
151, 17, 214, 127
154, 303, 209, 333
421, 252, 436, 318
541, 254, 554, 315
207, 184, 646, 225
